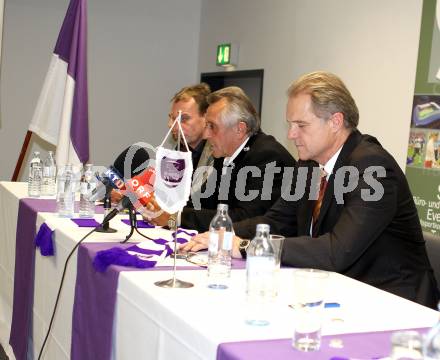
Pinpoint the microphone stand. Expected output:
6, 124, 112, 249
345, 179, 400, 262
96, 186, 117, 233
154, 210, 193, 288
120, 204, 154, 243
155, 111, 193, 288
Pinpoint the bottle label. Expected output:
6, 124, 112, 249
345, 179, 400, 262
246, 256, 276, 295
58, 180, 65, 194
209, 232, 219, 254
247, 256, 275, 273
222, 231, 233, 250
80, 182, 88, 194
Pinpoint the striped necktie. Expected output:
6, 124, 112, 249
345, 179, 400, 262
312, 170, 328, 237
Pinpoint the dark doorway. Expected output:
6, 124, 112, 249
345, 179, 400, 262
201, 69, 264, 117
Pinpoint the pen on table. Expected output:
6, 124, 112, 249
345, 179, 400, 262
288, 302, 341, 309
325, 302, 341, 308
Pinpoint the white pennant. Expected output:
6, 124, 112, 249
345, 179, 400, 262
154, 111, 193, 214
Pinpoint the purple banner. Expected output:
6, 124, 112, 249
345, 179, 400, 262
9, 198, 57, 360
54, 0, 89, 163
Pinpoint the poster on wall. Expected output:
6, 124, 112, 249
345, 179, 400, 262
406, 0, 440, 234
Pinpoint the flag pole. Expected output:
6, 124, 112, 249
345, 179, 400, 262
11, 130, 33, 181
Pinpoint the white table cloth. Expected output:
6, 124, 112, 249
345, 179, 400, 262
0, 181, 438, 360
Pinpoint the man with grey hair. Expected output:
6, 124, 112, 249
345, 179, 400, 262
149, 86, 296, 231
183, 72, 439, 308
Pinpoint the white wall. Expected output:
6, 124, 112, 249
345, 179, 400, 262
0, 0, 424, 181
0, 0, 201, 181
198, 0, 423, 169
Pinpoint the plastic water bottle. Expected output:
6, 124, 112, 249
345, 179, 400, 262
41, 151, 57, 196
79, 164, 96, 218
28, 151, 43, 197
56, 164, 75, 218
423, 302, 440, 359
207, 203, 233, 289
245, 224, 276, 326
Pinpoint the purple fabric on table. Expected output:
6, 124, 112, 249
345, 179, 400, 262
71, 218, 101, 227
9, 198, 57, 360
93, 245, 168, 272
72, 242, 203, 360
9, 198, 104, 360
92, 236, 195, 272
217, 328, 430, 360
121, 219, 154, 228
71, 243, 137, 360
35, 222, 55, 256
71, 243, 246, 360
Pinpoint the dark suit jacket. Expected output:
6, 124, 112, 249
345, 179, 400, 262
234, 130, 439, 308
181, 131, 296, 232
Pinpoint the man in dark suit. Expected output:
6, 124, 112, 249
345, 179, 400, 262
113, 84, 213, 204
167, 83, 214, 174
184, 71, 439, 308
149, 86, 296, 232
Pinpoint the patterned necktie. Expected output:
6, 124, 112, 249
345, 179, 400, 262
312, 170, 328, 237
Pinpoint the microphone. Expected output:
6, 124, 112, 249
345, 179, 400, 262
101, 167, 155, 224
113, 143, 151, 178
87, 144, 151, 202
87, 165, 124, 202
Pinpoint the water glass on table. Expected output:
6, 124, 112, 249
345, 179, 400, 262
291, 268, 329, 352
390, 330, 423, 359
269, 235, 285, 297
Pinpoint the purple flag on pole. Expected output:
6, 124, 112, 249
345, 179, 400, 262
28, 0, 88, 167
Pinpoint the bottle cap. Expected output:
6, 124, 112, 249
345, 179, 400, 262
217, 203, 228, 211
256, 224, 270, 233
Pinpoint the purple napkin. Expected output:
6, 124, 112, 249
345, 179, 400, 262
71, 218, 101, 227
34, 222, 55, 256
121, 219, 154, 228
93, 239, 175, 272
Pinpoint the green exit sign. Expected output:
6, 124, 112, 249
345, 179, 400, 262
216, 43, 238, 67
217, 44, 231, 66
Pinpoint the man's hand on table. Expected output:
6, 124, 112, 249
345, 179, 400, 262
180, 232, 244, 259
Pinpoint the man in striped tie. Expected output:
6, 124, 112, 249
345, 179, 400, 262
184, 71, 439, 309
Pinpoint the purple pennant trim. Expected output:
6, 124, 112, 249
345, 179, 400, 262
175, 228, 197, 237
152, 238, 168, 245
34, 223, 55, 256
153, 237, 187, 245
217, 328, 430, 360
71, 218, 100, 227
121, 219, 154, 228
